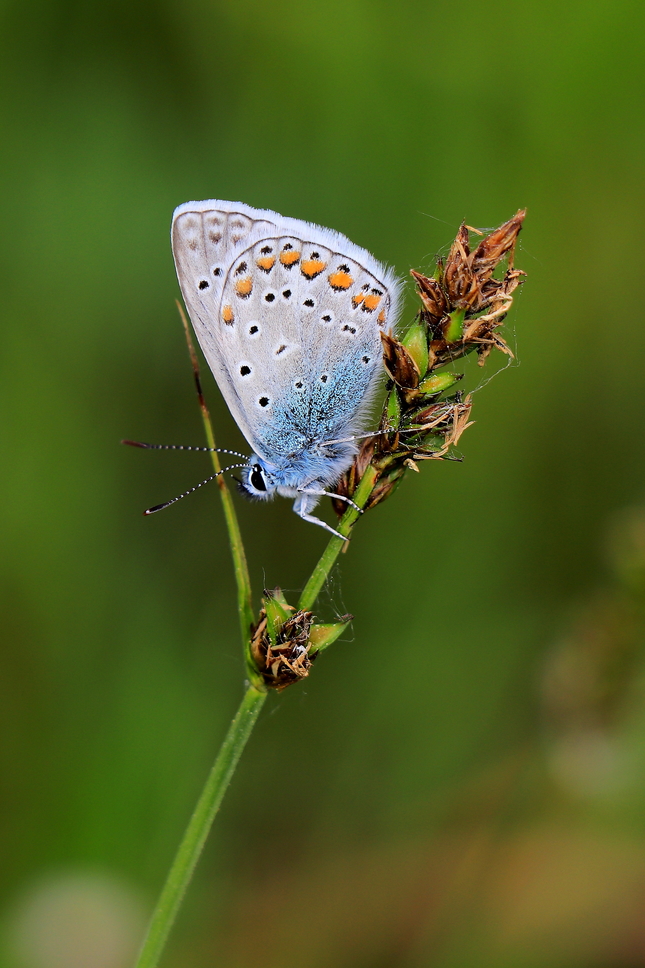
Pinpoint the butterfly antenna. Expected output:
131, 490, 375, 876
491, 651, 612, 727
122, 440, 248, 459
323, 417, 459, 447
143, 463, 248, 515
322, 429, 410, 446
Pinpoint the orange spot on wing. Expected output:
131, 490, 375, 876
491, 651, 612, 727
234, 276, 253, 297
280, 250, 301, 266
256, 256, 275, 271
329, 271, 353, 290
362, 294, 381, 312
222, 305, 234, 325
301, 259, 326, 279
352, 293, 365, 307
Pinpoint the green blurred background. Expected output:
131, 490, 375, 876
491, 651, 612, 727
3, 0, 645, 965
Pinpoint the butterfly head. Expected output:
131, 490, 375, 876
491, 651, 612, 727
238, 456, 278, 502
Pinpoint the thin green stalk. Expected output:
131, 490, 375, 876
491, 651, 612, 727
134, 685, 267, 968
179, 304, 257, 679
298, 465, 379, 611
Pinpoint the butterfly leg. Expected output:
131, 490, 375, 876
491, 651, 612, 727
292, 492, 346, 539
296, 508, 346, 539
298, 487, 363, 514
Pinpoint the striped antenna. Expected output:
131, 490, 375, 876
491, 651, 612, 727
323, 412, 459, 447
122, 440, 248, 459
143, 463, 248, 515
322, 428, 417, 446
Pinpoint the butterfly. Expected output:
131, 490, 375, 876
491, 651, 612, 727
171, 200, 403, 538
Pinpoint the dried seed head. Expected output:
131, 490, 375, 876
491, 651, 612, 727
331, 210, 525, 519
415, 210, 526, 325
250, 591, 352, 688
251, 603, 316, 691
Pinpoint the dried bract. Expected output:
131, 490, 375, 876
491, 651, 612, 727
381, 332, 420, 389
471, 211, 524, 284
444, 224, 477, 309
410, 270, 449, 323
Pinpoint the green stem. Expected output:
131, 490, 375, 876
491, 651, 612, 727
298, 465, 379, 611
134, 685, 267, 968
179, 304, 258, 683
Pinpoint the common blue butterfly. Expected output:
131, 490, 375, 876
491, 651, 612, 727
171, 200, 403, 537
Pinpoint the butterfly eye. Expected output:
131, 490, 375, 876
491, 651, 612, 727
250, 464, 267, 491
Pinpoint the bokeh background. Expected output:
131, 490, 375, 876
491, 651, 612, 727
2, 0, 645, 965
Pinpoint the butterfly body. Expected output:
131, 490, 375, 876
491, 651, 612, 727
172, 200, 402, 536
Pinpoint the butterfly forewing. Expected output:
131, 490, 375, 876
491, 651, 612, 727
172, 203, 278, 444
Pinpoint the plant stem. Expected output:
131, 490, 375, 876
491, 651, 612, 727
298, 465, 379, 611
179, 304, 258, 681
134, 312, 266, 968
134, 684, 267, 968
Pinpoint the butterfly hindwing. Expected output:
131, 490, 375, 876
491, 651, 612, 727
217, 236, 396, 461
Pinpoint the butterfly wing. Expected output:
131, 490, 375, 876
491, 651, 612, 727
172, 201, 403, 463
